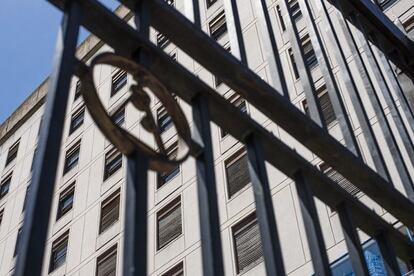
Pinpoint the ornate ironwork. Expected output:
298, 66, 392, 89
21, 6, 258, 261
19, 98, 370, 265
80, 52, 191, 172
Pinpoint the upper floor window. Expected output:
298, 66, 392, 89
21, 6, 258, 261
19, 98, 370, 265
375, 0, 397, 10
206, 0, 217, 8
99, 189, 120, 234
49, 231, 69, 272
289, 0, 302, 22
69, 106, 85, 135
111, 70, 127, 96
162, 262, 184, 276
0, 173, 12, 200
288, 48, 300, 79
6, 139, 20, 166
402, 15, 414, 34
157, 197, 182, 250
111, 106, 125, 126
301, 35, 317, 69
74, 80, 82, 101
320, 162, 361, 197
63, 140, 81, 175
221, 95, 247, 138
157, 32, 171, 50
96, 245, 117, 276
14, 227, 22, 257
0, 209, 3, 228
225, 149, 250, 198
276, 5, 286, 31
209, 11, 227, 41
157, 142, 180, 188
215, 46, 231, 87
56, 183, 75, 220
104, 148, 123, 180
303, 85, 336, 127
22, 185, 31, 212
157, 105, 173, 133
233, 213, 263, 274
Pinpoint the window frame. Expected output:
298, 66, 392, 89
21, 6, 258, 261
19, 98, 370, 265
209, 11, 227, 41
96, 244, 118, 276
99, 189, 121, 234
161, 261, 184, 276
6, 139, 20, 166
104, 148, 123, 181
0, 173, 12, 200
224, 149, 250, 199
63, 140, 81, 175
157, 142, 180, 188
156, 197, 182, 250
56, 183, 75, 220
111, 70, 127, 96
69, 106, 85, 135
48, 230, 69, 272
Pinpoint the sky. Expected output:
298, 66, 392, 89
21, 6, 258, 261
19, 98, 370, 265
0, 0, 118, 124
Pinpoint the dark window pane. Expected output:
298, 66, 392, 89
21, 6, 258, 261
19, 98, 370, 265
111, 106, 125, 126
225, 150, 250, 198
99, 190, 120, 233
14, 228, 22, 257
288, 48, 300, 79
302, 36, 317, 69
111, 70, 127, 96
157, 143, 180, 188
289, 0, 302, 22
63, 141, 81, 174
233, 213, 263, 274
162, 262, 184, 276
206, 0, 217, 8
157, 32, 171, 49
22, 185, 31, 212
96, 245, 117, 276
303, 86, 336, 126
49, 231, 69, 272
276, 5, 286, 31
69, 107, 85, 134
221, 96, 247, 138
74, 80, 82, 101
6, 139, 20, 166
157, 198, 182, 249
209, 11, 227, 41
157, 106, 173, 133
320, 163, 361, 197
375, 0, 397, 10
0, 173, 12, 200
57, 183, 75, 220
104, 148, 122, 180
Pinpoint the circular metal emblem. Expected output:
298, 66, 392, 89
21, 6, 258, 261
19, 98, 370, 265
79, 52, 191, 172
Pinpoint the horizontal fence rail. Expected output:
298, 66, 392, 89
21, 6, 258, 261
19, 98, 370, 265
17, 0, 414, 275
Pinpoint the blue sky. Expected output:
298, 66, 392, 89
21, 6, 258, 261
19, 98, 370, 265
0, 0, 118, 123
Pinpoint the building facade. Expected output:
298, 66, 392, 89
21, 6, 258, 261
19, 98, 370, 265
0, 0, 414, 275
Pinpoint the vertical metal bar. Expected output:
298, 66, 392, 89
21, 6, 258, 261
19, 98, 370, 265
376, 231, 402, 276
192, 94, 225, 276
339, 9, 414, 199
15, 2, 81, 276
123, 1, 151, 276
293, 170, 331, 276
245, 134, 286, 276
252, 0, 290, 99
296, 0, 360, 157
222, 0, 247, 65
279, 0, 325, 128
336, 202, 370, 276
123, 152, 149, 276
315, 0, 391, 181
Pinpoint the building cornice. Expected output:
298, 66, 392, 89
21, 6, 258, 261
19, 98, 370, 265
0, 5, 132, 146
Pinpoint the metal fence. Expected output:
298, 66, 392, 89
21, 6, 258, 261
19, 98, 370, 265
15, 0, 414, 275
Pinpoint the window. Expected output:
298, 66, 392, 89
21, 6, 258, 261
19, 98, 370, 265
276, 5, 286, 31
14, 228, 22, 257
99, 190, 120, 234
289, 0, 302, 22
0, 173, 12, 200
74, 80, 82, 101
6, 139, 20, 166
320, 162, 361, 197
233, 213, 263, 274
49, 231, 69, 272
206, 0, 217, 8
157, 106, 173, 133
209, 11, 227, 41
22, 185, 31, 212
225, 149, 250, 198
157, 197, 182, 249
111, 70, 127, 96
63, 140, 81, 175
104, 148, 123, 180
31, 147, 38, 172
301, 35, 317, 69
221, 95, 247, 138
288, 48, 300, 79
157, 143, 180, 188
402, 15, 414, 34
0, 209, 3, 228
157, 32, 171, 50
303, 85, 336, 126
162, 262, 184, 276
215, 46, 231, 87
96, 245, 117, 276
69, 107, 85, 134
375, 0, 397, 10
111, 106, 125, 126
56, 183, 75, 220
